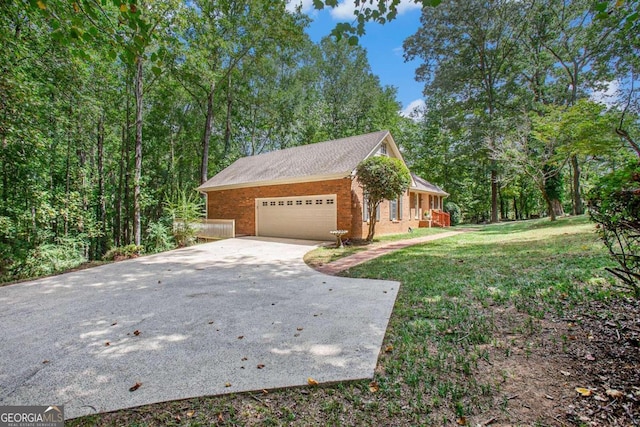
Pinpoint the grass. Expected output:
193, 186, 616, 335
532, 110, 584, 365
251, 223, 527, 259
303, 225, 452, 268
68, 215, 622, 426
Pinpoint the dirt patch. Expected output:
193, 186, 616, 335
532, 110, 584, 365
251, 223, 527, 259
468, 299, 640, 426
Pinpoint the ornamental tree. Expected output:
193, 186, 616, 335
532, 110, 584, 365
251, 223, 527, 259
356, 156, 411, 241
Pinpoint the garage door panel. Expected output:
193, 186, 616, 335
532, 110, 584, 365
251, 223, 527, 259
257, 195, 337, 241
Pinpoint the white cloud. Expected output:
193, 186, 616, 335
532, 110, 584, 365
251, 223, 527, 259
330, 0, 422, 20
400, 99, 425, 119
590, 80, 620, 109
286, 0, 316, 14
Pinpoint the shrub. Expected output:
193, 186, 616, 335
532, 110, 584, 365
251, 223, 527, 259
15, 237, 87, 278
588, 161, 640, 298
145, 221, 175, 253
103, 244, 144, 261
444, 201, 462, 226
164, 189, 204, 247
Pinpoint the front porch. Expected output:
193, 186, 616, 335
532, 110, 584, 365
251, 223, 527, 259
409, 191, 451, 228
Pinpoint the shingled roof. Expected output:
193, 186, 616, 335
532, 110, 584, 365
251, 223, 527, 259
197, 130, 392, 191
411, 173, 449, 196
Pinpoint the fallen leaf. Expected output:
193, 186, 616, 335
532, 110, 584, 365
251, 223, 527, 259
133, 330, 141, 336
104, 342, 110, 346
297, 327, 303, 331
560, 370, 571, 376
307, 377, 318, 386
294, 333, 300, 337
225, 382, 231, 388
544, 394, 554, 400
186, 410, 194, 417
369, 381, 379, 393
456, 416, 468, 425
594, 395, 608, 401
111, 322, 117, 326
129, 382, 142, 392
119, 3, 127, 12
575, 387, 592, 397
241, 357, 248, 361
384, 345, 394, 353
257, 364, 265, 369
208, 321, 214, 324
606, 389, 624, 399
585, 353, 595, 361
42, 360, 49, 364
217, 413, 224, 422
237, 335, 244, 340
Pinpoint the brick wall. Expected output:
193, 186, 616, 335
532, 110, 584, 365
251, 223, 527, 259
205, 177, 422, 240
350, 180, 420, 240
205, 178, 354, 236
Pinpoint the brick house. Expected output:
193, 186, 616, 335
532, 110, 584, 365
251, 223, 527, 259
197, 130, 449, 241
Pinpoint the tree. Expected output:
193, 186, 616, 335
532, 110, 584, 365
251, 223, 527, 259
356, 156, 411, 241
493, 101, 620, 220
404, 0, 527, 223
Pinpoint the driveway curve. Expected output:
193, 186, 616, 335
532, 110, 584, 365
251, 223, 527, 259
0, 237, 399, 419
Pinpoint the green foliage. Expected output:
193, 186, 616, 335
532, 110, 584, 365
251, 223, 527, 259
444, 202, 462, 226
164, 190, 204, 247
356, 156, 411, 241
144, 221, 175, 254
14, 237, 87, 279
588, 161, 640, 297
103, 245, 144, 261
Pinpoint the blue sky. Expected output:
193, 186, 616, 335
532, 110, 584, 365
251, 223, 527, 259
288, 0, 427, 116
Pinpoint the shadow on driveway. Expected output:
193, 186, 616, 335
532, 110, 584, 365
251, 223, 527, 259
0, 237, 399, 419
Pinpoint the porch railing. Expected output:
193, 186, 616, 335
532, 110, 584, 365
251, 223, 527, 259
175, 218, 235, 240
431, 210, 450, 227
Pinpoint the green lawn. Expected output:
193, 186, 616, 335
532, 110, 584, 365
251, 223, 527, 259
70, 215, 623, 426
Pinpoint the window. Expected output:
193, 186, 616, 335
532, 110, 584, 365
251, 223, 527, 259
262, 201, 268, 206
315, 199, 323, 204
326, 199, 334, 205
378, 143, 388, 156
270, 201, 276, 206
305, 200, 313, 205
287, 201, 293, 206
363, 195, 380, 222
278, 201, 284, 206
296, 200, 302, 205
390, 196, 403, 221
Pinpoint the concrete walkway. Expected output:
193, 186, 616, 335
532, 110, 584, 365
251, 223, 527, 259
0, 237, 399, 419
316, 230, 471, 275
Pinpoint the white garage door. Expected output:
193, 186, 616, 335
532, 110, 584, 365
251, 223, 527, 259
256, 194, 337, 241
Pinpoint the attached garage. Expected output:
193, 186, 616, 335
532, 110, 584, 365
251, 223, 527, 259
256, 194, 337, 241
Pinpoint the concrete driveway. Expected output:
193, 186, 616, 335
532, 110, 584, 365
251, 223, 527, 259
0, 237, 399, 419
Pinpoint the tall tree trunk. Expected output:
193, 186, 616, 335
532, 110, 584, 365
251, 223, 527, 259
491, 167, 499, 223
114, 123, 125, 248
541, 187, 556, 221
96, 113, 106, 258
571, 155, 583, 215
223, 72, 233, 158
133, 56, 143, 246
201, 82, 215, 185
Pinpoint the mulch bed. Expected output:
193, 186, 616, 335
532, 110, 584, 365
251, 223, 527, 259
562, 297, 640, 426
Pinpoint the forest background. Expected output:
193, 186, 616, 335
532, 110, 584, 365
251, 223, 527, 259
0, 0, 638, 281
